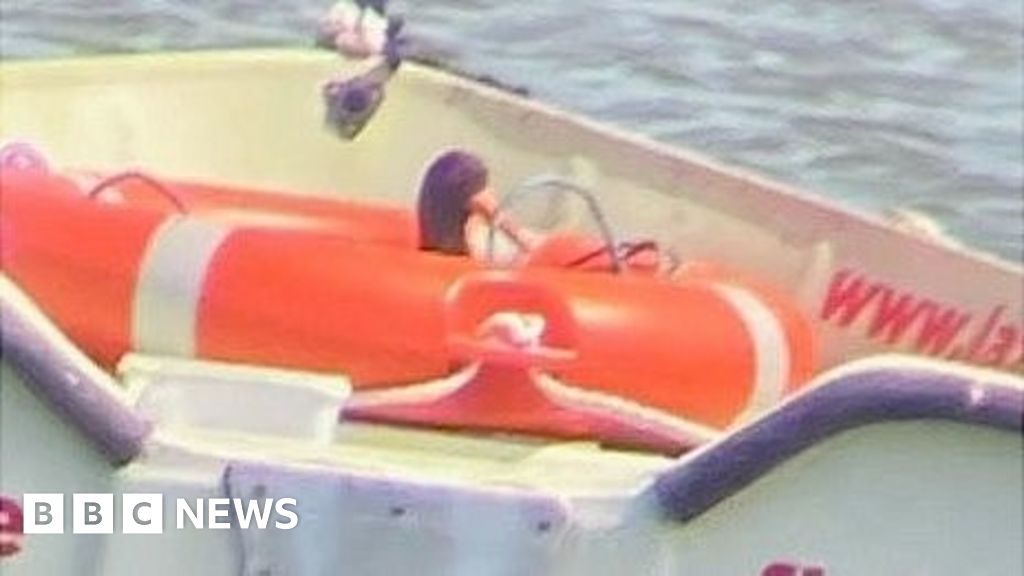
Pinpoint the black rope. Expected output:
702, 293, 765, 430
84, 171, 187, 213
564, 240, 661, 271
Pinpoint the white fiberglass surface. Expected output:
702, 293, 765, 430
659, 421, 1024, 575
0, 365, 114, 575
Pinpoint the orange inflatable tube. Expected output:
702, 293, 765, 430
1, 167, 815, 429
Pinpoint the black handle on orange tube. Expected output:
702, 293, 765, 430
85, 171, 187, 214
488, 175, 624, 273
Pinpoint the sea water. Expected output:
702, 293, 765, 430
2, 0, 1021, 261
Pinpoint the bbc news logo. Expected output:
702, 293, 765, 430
21, 494, 298, 534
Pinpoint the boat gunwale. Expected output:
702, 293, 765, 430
0, 275, 152, 464
653, 357, 1024, 523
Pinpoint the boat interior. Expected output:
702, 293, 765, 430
2, 49, 1020, 371
1, 48, 1023, 574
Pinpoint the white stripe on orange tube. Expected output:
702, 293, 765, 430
132, 218, 231, 356
713, 284, 791, 420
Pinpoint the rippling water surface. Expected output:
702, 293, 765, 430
3, 0, 1021, 261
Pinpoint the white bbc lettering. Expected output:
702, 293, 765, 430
19, 494, 299, 532
176, 498, 204, 529
122, 494, 163, 534
233, 499, 273, 529
274, 498, 299, 530
22, 494, 63, 534
73, 494, 113, 534
207, 498, 232, 529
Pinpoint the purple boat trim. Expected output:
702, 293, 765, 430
1, 283, 152, 464
654, 366, 1024, 522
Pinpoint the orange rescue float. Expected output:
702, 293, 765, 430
0, 166, 816, 430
